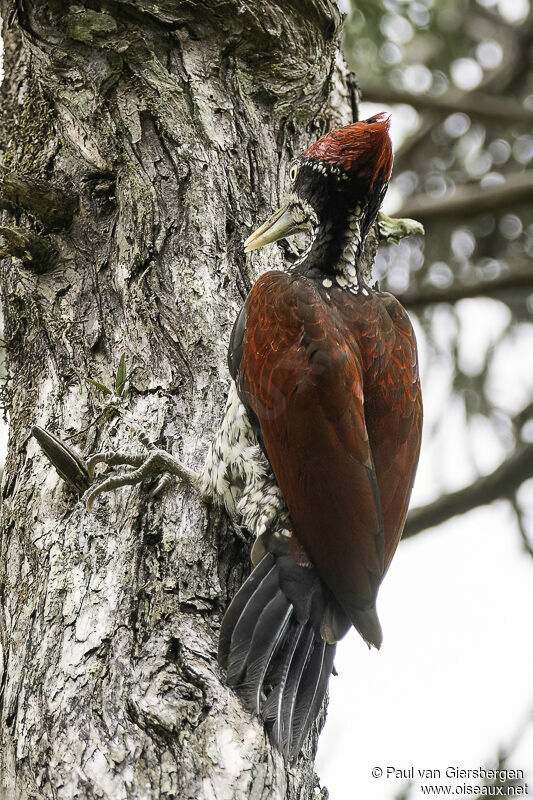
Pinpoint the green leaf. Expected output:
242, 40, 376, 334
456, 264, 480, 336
115, 354, 127, 396
86, 377, 112, 395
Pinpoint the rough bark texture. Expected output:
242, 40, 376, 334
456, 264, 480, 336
0, 1, 354, 798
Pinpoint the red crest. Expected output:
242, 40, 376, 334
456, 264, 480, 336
304, 113, 393, 187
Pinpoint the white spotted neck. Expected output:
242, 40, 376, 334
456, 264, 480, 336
289, 200, 373, 292
334, 206, 363, 289
290, 207, 364, 281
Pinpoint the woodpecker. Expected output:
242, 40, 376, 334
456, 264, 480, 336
199, 113, 423, 758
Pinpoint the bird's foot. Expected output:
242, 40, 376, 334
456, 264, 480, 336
377, 211, 424, 243
84, 446, 198, 511
32, 425, 199, 512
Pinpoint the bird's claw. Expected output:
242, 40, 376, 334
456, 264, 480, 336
84, 449, 198, 512
149, 473, 174, 498
31, 426, 198, 512
377, 211, 424, 243
86, 450, 145, 479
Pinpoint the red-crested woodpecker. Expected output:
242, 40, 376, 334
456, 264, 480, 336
200, 114, 422, 757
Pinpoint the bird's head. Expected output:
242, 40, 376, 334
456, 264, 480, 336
245, 114, 393, 265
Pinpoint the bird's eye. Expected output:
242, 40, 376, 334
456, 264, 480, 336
289, 164, 298, 182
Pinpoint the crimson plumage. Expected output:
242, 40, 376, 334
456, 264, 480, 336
239, 273, 421, 609
303, 113, 394, 188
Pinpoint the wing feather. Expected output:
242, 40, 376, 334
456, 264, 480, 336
237, 273, 385, 636
231, 271, 422, 642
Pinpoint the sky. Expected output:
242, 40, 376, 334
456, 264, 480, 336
316, 105, 533, 800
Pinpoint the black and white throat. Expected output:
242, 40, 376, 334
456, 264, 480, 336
289, 199, 374, 294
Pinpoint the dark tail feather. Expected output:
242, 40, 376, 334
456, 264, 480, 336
277, 625, 315, 757
218, 553, 275, 669
262, 616, 305, 730
261, 621, 304, 739
290, 640, 336, 758
218, 551, 337, 758
226, 563, 279, 685
239, 590, 292, 713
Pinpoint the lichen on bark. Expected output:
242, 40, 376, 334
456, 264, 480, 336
0, 1, 354, 798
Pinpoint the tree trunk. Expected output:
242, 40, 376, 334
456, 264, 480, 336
0, 1, 353, 798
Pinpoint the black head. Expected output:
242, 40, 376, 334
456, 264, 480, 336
245, 114, 393, 278
289, 112, 392, 231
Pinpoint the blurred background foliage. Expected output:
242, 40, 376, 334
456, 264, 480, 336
342, 0, 533, 548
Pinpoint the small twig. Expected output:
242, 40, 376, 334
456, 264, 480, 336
403, 443, 533, 538
397, 171, 533, 223
347, 71, 360, 123
360, 82, 533, 125
62, 409, 111, 442
513, 402, 533, 433
398, 270, 533, 310
510, 496, 533, 559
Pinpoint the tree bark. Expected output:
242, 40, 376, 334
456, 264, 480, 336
0, 2, 352, 798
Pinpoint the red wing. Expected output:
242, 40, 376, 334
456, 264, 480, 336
357, 293, 422, 568
237, 272, 385, 624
